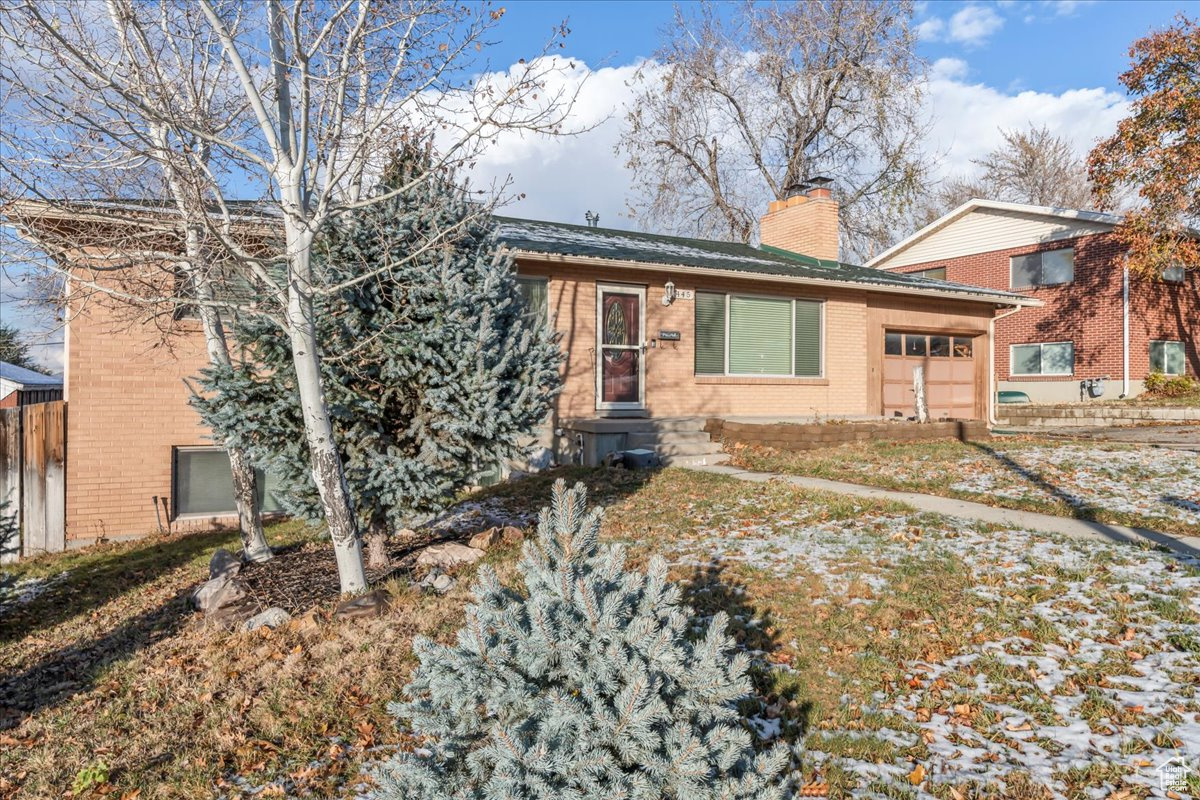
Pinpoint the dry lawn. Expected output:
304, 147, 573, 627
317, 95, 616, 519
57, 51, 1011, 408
2, 466, 1198, 799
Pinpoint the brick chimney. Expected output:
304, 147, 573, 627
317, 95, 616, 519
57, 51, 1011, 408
759, 178, 839, 262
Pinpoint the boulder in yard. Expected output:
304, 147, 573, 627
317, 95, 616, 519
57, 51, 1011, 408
334, 588, 392, 621
469, 526, 524, 551
242, 607, 292, 633
418, 571, 456, 595
208, 548, 241, 580
396, 528, 418, 543
415, 542, 484, 570
191, 574, 246, 613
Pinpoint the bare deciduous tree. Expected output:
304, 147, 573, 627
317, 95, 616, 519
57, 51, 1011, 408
619, 0, 931, 262
0, 0, 581, 593
918, 125, 1094, 226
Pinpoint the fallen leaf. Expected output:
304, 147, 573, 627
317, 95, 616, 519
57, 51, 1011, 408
908, 764, 926, 785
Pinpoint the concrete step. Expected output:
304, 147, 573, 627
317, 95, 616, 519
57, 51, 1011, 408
626, 430, 713, 448
650, 441, 724, 458
660, 451, 731, 468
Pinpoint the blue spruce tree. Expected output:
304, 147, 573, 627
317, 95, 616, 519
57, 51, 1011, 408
373, 480, 793, 799
193, 148, 561, 565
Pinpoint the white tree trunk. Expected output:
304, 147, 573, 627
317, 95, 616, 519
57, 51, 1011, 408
913, 365, 929, 423
283, 223, 367, 594
187, 226, 272, 562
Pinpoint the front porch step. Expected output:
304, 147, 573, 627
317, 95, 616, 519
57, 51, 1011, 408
649, 441, 725, 458
626, 430, 713, 448
660, 452, 730, 468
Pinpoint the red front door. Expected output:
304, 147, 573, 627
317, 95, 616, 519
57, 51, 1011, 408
597, 285, 645, 409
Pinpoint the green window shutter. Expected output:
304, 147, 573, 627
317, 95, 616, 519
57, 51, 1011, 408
694, 292, 726, 374
793, 300, 821, 376
728, 296, 792, 375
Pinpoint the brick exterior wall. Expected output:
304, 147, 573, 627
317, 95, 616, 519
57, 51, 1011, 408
889, 231, 1199, 401
63, 256, 1001, 544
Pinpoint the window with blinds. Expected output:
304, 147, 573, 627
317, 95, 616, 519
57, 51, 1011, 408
694, 292, 822, 377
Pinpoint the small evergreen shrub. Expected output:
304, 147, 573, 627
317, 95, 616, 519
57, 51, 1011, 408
1144, 370, 1199, 399
373, 480, 793, 799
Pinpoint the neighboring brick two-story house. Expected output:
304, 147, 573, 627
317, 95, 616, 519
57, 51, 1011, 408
12, 187, 1034, 548
867, 199, 1198, 404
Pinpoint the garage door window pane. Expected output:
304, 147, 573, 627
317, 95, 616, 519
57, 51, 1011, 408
930, 336, 951, 357
1012, 345, 1042, 375
905, 335, 926, 356
953, 337, 973, 357
1042, 342, 1074, 375
885, 332, 902, 355
728, 296, 792, 375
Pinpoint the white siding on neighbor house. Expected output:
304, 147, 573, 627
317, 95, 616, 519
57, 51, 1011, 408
878, 208, 1112, 269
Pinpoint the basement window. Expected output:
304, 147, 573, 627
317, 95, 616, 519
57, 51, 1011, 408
173, 447, 285, 517
1010, 248, 1074, 289
1011, 342, 1075, 376
694, 292, 823, 377
1150, 340, 1185, 375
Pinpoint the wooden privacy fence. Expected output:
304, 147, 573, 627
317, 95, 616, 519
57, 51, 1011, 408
0, 401, 66, 562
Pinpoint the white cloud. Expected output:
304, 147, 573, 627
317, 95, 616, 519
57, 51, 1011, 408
462, 54, 1129, 235
915, 16, 946, 41
926, 68, 1128, 177
948, 4, 1005, 46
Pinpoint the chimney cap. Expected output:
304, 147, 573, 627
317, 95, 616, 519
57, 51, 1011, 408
784, 176, 834, 199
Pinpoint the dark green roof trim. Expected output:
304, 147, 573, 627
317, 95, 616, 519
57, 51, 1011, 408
495, 216, 1031, 304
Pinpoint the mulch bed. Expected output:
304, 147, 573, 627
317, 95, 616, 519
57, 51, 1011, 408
236, 528, 465, 615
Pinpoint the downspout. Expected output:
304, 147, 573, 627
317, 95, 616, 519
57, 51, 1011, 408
1121, 264, 1130, 398
988, 304, 1025, 427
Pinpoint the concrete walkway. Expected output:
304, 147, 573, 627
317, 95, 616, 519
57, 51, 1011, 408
693, 464, 1200, 560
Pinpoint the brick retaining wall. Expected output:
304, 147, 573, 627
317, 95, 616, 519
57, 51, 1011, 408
706, 418, 990, 451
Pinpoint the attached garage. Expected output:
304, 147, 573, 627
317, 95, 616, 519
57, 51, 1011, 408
882, 330, 979, 419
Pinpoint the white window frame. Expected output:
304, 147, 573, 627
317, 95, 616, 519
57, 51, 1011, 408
1010, 247, 1075, 290
701, 290, 825, 379
1149, 339, 1185, 375
1010, 341, 1075, 377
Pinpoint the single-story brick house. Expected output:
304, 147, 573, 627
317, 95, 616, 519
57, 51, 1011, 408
14, 186, 1036, 547
867, 199, 1198, 404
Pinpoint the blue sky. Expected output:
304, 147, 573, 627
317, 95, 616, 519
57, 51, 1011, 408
490, 0, 1196, 94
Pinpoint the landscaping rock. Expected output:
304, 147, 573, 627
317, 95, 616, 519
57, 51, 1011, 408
191, 574, 246, 613
415, 542, 484, 570
468, 525, 525, 551
209, 548, 241, 580
290, 608, 324, 633
334, 588, 392, 621
418, 571, 456, 594
242, 607, 292, 633
396, 528, 418, 543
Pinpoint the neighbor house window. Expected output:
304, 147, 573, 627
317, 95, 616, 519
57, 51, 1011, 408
1150, 340, 1186, 375
173, 447, 284, 517
694, 292, 822, 377
516, 277, 549, 327
910, 266, 947, 280
1011, 342, 1075, 376
1010, 248, 1074, 289
1162, 264, 1185, 283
